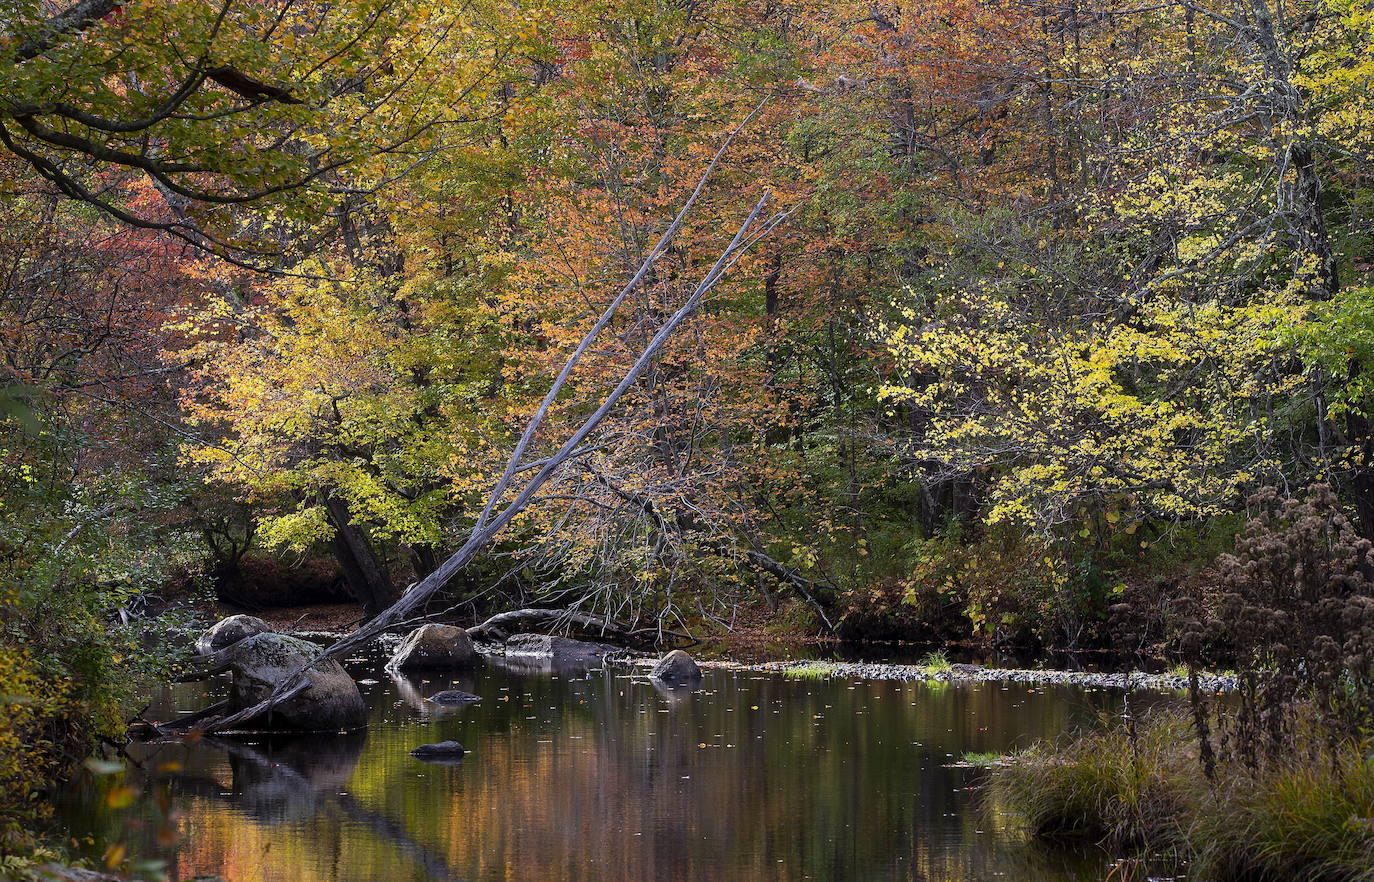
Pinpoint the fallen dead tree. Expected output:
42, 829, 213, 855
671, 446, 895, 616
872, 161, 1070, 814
186, 105, 790, 734
465, 608, 691, 647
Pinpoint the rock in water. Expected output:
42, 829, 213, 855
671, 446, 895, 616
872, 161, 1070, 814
227, 633, 367, 731
504, 633, 621, 663
197, 614, 273, 655
426, 690, 482, 705
386, 623, 478, 671
410, 740, 466, 759
650, 649, 701, 683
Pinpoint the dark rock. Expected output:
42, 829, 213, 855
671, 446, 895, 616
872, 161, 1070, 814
426, 690, 482, 705
226, 633, 367, 731
650, 649, 701, 683
504, 633, 622, 664
949, 663, 983, 675
410, 740, 466, 759
197, 614, 273, 655
386, 623, 479, 671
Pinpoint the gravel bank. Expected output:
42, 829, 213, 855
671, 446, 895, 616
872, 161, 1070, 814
628, 657, 1238, 692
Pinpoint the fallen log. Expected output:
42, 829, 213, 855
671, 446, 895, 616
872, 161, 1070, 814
466, 608, 691, 647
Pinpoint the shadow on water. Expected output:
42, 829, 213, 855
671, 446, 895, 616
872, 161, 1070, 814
59, 660, 1148, 881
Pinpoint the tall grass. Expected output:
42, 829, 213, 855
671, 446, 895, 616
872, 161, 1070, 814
989, 710, 1374, 881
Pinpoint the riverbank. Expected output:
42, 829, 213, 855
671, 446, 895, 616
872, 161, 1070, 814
626, 657, 1238, 692
222, 603, 1240, 694
987, 710, 1374, 882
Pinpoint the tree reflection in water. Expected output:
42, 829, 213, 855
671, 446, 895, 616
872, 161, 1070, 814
62, 665, 1135, 881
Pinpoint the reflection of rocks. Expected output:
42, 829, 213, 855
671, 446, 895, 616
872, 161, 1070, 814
390, 672, 482, 714
197, 614, 273, 655
650, 678, 697, 705
224, 732, 366, 823
227, 633, 367, 731
387, 624, 479, 672
177, 735, 465, 881
650, 650, 701, 684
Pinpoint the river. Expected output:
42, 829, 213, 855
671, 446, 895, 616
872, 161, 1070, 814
58, 652, 1160, 881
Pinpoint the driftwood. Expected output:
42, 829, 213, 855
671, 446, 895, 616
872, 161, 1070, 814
154, 698, 231, 734
466, 608, 691, 647
195, 105, 789, 733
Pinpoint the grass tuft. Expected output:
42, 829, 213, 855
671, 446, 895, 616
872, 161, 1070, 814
918, 650, 953, 673
783, 661, 839, 680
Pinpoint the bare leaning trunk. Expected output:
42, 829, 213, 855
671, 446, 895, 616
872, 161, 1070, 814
186, 105, 792, 734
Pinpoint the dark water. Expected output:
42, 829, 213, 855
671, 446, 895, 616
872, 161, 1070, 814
61, 657, 1137, 881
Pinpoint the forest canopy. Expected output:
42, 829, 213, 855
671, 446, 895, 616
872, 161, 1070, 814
3, 0, 1374, 850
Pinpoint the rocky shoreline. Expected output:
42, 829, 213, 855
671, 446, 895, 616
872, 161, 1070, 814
259, 624, 1240, 694
625, 656, 1238, 692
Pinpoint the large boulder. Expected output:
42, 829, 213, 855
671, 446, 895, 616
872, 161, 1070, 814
504, 633, 622, 664
386, 623, 478, 671
650, 649, 701, 683
197, 614, 273, 655
227, 633, 367, 731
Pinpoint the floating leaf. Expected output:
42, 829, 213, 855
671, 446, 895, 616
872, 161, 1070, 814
107, 786, 136, 809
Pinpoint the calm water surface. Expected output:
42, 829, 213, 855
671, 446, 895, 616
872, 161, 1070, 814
62, 656, 1138, 881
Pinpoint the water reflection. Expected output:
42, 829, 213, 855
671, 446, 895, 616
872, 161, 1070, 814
221, 734, 364, 822
390, 672, 484, 716
648, 678, 697, 705
62, 665, 1139, 881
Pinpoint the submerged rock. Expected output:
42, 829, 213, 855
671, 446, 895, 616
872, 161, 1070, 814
426, 689, 482, 705
650, 649, 701, 683
410, 740, 466, 760
226, 633, 367, 731
504, 633, 622, 664
197, 614, 273, 655
386, 623, 479, 671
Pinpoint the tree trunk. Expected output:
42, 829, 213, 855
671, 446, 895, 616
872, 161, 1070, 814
408, 543, 440, 580
322, 494, 395, 620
